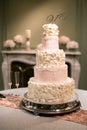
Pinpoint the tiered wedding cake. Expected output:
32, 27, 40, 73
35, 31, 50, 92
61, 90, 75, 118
28, 23, 75, 104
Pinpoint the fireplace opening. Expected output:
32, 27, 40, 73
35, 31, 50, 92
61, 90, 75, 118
11, 61, 34, 88
65, 62, 71, 77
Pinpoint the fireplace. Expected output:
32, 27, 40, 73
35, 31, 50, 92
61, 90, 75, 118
2, 50, 36, 89
65, 51, 81, 88
11, 61, 34, 88
2, 50, 81, 89
66, 62, 71, 77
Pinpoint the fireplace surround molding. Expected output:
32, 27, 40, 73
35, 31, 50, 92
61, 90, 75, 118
2, 50, 36, 89
65, 51, 81, 88
2, 50, 81, 89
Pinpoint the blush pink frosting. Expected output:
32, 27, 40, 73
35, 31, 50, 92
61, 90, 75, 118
42, 36, 59, 50
34, 65, 67, 82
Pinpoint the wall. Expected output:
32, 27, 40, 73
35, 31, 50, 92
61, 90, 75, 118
0, 0, 7, 90
79, 0, 87, 90
0, 0, 87, 90
6, 0, 79, 48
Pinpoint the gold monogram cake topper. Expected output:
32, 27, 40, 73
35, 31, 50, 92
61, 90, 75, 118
46, 13, 64, 23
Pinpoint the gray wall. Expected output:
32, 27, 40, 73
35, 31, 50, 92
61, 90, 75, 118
0, 0, 7, 90
0, 0, 87, 90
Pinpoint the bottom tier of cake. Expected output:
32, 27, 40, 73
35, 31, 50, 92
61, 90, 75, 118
28, 77, 75, 104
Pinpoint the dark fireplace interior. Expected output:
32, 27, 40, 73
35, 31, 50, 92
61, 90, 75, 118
65, 62, 71, 77
11, 61, 71, 88
11, 61, 34, 88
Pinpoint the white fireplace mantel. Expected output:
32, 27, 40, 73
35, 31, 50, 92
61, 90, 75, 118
2, 50, 81, 89
65, 51, 81, 88
2, 50, 36, 89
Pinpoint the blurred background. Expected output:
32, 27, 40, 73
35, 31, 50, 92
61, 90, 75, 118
0, 0, 87, 90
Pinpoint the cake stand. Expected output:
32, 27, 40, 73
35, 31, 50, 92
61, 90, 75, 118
21, 92, 81, 115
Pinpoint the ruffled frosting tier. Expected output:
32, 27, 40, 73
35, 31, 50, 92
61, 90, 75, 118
36, 49, 65, 67
28, 77, 75, 104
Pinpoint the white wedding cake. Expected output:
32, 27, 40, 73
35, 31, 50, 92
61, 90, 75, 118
27, 23, 75, 104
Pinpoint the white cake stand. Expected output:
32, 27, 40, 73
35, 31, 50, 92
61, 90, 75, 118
21, 92, 81, 115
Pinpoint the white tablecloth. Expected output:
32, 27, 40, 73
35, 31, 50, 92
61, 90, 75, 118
0, 88, 87, 130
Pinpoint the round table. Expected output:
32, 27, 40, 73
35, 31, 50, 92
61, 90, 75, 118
0, 88, 87, 130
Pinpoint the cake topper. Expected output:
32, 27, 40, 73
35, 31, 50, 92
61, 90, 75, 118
46, 13, 64, 23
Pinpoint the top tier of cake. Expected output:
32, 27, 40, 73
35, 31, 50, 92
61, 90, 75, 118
41, 23, 59, 51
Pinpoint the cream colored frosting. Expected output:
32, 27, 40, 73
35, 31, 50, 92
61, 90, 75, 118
42, 23, 59, 36
36, 49, 65, 67
28, 77, 75, 103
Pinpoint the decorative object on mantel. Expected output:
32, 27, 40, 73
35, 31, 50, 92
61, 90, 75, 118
59, 35, 70, 51
3, 39, 16, 50
25, 29, 31, 50
59, 35, 79, 52
37, 43, 43, 50
14, 35, 24, 50
3, 29, 32, 51
66, 40, 79, 52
